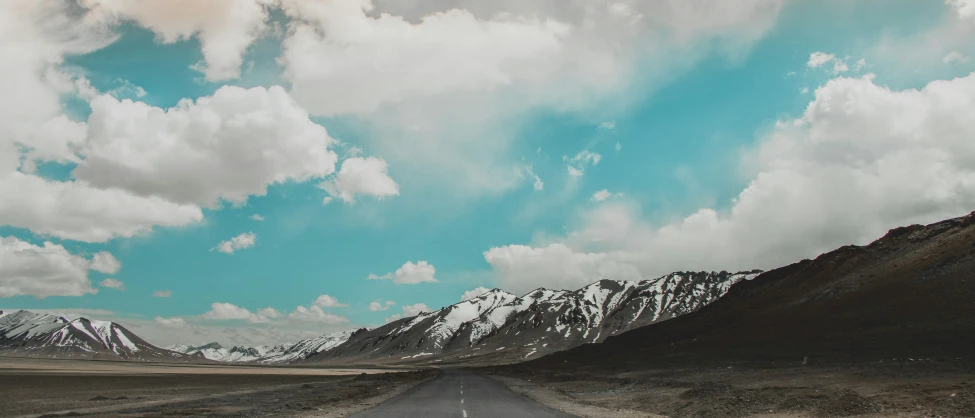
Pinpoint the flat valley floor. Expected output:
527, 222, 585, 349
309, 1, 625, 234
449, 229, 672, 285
0, 357, 434, 418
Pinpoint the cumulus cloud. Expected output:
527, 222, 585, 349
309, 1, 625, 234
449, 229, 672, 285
90, 251, 121, 274
401, 303, 432, 317
202, 302, 283, 323
368, 300, 396, 312
807, 51, 850, 75
367, 261, 437, 284
0, 2, 208, 243
275, 0, 784, 196
154, 316, 187, 328
249, 214, 265, 221
99, 278, 124, 290
949, 0, 975, 23
76, 86, 339, 207
287, 305, 349, 323
0, 236, 100, 298
319, 157, 399, 203
460, 287, 491, 302
0, 173, 204, 243
213, 232, 257, 254
313, 294, 348, 308
82, 0, 274, 81
487, 73, 975, 293
152, 290, 172, 298
384, 302, 433, 323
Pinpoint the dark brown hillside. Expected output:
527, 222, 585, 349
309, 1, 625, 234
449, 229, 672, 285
523, 210, 975, 370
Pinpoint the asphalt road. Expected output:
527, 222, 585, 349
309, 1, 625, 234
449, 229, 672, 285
351, 369, 573, 418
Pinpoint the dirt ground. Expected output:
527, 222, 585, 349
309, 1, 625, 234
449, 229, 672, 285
0, 358, 436, 418
486, 360, 975, 417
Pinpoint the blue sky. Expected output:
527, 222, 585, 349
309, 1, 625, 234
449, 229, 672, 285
3, 0, 975, 346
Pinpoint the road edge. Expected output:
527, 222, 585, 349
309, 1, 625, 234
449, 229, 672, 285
301, 370, 441, 418
484, 373, 660, 418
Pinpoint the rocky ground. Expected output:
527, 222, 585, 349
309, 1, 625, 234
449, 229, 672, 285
486, 360, 975, 417
0, 358, 435, 418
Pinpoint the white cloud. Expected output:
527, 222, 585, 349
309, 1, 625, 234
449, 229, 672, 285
591, 189, 623, 202
213, 232, 257, 254
0, 173, 204, 243
401, 303, 432, 317
524, 166, 544, 191
202, 302, 253, 320
615, 142, 622, 152
485, 242, 643, 293
0, 4, 214, 244
368, 300, 396, 312
384, 301, 432, 322
154, 316, 187, 328
319, 157, 399, 203
202, 302, 283, 323
460, 287, 491, 302
77, 86, 339, 207
275, 0, 784, 196
367, 260, 438, 284
807, 51, 850, 75
807, 52, 835, 68
598, 121, 616, 131
249, 214, 265, 221
564, 150, 601, 178
944, 50, 969, 64
313, 294, 348, 308
152, 290, 172, 298
0, 236, 98, 298
567, 166, 584, 178
82, 0, 274, 81
279, 0, 570, 116
99, 278, 124, 290
487, 73, 975, 293
287, 305, 349, 323
89, 251, 121, 274
949, 0, 975, 23
800, 87, 810, 95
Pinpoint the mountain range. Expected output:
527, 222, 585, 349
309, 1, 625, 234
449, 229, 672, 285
520, 210, 975, 372
0, 310, 192, 362
0, 270, 757, 364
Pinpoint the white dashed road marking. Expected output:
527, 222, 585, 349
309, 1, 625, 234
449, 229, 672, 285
463, 410, 467, 417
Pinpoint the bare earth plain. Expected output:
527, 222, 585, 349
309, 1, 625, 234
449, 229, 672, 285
485, 360, 975, 417
0, 357, 435, 418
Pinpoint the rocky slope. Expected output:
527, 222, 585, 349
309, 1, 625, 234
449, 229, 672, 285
0, 310, 194, 362
520, 211, 975, 371
308, 270, 760, 365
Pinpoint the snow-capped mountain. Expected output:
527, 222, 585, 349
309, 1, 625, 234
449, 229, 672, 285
166, 342, 291, 363
0, 310, 193, 361
309, 270, 760, 364
260, 329, 363, 363
166, 329, 361, 363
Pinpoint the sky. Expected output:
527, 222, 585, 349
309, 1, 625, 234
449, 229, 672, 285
2, 0, 975, 347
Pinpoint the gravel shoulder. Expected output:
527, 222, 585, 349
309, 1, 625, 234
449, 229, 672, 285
487, 373, 661, 418
484, 360, 975, 417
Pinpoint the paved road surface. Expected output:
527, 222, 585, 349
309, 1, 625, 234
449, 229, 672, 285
351, 369, 573, 418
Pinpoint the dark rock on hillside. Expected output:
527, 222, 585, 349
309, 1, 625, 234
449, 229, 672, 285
522, 210, 975, 371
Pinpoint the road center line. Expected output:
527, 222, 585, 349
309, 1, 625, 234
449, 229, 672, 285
463, 410, 467, 417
